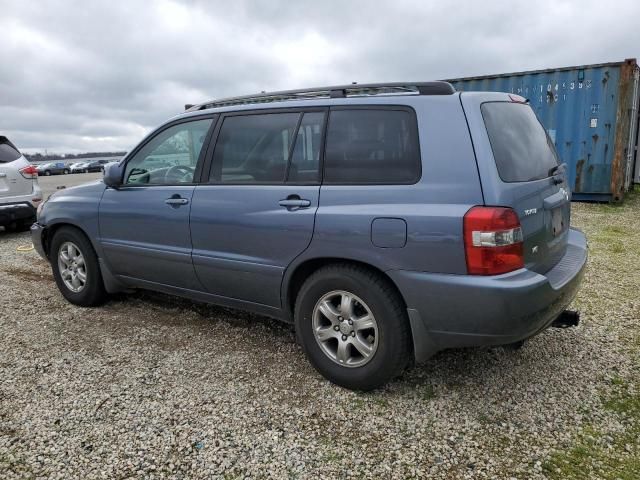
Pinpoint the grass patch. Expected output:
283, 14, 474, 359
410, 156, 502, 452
543, 382, 640, 479
608, 242, 626, 254
602, 225, 629, 236
421, 385, 436, 401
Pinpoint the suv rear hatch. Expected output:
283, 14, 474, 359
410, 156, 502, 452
0, 136, 34, 199
463, 94, 570, 274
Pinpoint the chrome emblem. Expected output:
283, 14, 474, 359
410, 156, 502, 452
559, 187, 570, 201
532, 246, 539, 254
524, 208, 537, 216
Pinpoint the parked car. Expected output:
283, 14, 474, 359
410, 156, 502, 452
37, 162, 70, 176
84, 159, 113, 172
70, 162, 89, 173
0, 136, 42, 231
31, 82, 587, 390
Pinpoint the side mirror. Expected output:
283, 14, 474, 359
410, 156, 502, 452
103, 162, 124, 188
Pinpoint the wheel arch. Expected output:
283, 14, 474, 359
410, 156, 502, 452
42, 220, 126, 294
41, 221, 98, 259
283, 256, 408, 320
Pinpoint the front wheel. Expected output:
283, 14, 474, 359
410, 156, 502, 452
63, 169, 70, 174
44, 170, 51, 176
50, 227, 107, 307
295, 264, 411, 391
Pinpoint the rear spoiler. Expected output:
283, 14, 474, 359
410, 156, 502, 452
0, 136, 16, 147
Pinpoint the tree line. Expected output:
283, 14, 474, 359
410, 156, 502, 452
24, 151, 127, 162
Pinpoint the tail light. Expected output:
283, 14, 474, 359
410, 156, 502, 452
19, 165, 39, 179
464, 206, 524, 275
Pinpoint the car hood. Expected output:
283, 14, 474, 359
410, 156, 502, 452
47, 179, 105, 201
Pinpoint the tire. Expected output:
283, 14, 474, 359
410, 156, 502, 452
295, 264, 411, 391
50, 226, 107, 307
63, 169, 70, 175
45, 170, 51, 176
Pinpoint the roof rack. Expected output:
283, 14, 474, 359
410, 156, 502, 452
185, 81, 455, 111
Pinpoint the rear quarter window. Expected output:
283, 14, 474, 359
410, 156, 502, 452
0, 137, 21, 163
481, 102, 558, 182
323, 108, 421, 184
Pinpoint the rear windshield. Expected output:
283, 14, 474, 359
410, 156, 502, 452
481, 102, 558, 182
0, 138, 21, 163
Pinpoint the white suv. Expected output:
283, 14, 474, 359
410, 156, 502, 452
0, 136, 42, 231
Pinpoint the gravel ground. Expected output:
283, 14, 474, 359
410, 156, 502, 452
0, 192, 638, 479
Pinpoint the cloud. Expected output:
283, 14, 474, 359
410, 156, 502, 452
0, 0, 638, 153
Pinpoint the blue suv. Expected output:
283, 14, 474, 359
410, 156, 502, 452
32, 82, 587, 390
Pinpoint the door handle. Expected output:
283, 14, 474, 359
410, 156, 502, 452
165, 196, 189, 207
279, 195, 311, 211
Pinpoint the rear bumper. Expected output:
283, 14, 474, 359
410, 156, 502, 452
389, 228, 587, 361
0, 201, 37, 226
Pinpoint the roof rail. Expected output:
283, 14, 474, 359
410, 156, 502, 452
186, 81, 455, 111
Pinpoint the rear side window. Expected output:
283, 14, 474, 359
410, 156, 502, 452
323, 109, 420, 184
0, 137, 21, 163
481, 102, 559, 182
211, 113, 300, 183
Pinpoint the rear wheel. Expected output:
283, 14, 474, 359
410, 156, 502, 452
44, 170, 51, 176
50, 227, 107, 306
63, 169, 70, 174
295, 264, 411, 391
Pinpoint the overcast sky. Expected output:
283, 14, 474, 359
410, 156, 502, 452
1, 0, 639, 154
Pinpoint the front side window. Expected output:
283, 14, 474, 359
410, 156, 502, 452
323, 109, 421, 184
124, 118, 213, 184
210, 113, 301, 183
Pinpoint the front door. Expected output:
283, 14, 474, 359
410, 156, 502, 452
99, 117, 214, 289
190, 110, 325, 307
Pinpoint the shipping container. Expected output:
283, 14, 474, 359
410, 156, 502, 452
447, 59, 640, 202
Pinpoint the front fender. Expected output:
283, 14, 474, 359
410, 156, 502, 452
38, 181, 106, 257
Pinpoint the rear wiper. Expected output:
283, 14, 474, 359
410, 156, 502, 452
549, 163, 566, 176
549, 163, 567, 184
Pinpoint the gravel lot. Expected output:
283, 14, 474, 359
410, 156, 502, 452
1, 190, 638, 479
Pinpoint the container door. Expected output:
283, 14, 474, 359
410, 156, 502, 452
465, 96, 570, 274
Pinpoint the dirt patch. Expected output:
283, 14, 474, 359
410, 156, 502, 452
1, 266, 52, 284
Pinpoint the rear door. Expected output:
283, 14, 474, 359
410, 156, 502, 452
0, 137, 32, 199
461, 93, 570, 273
189, 109, 325, 308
